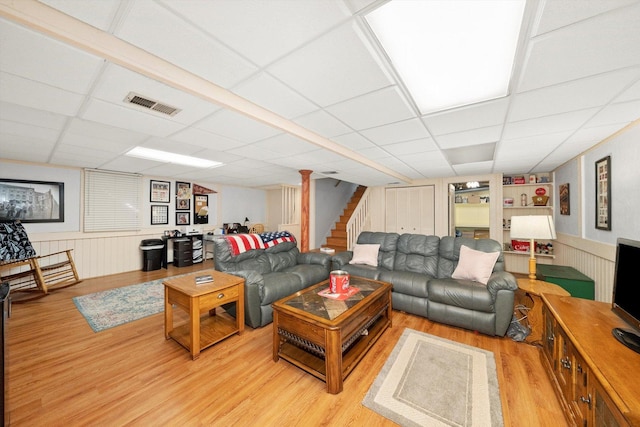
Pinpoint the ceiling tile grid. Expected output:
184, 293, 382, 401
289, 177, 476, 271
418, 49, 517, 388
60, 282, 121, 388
0, 0, 638, 188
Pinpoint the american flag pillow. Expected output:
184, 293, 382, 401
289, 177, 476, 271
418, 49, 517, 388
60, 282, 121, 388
224, 234, 265, 256
259, 231, 296, 248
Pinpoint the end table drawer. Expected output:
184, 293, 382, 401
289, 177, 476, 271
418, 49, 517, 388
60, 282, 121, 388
200, 285, 239, 307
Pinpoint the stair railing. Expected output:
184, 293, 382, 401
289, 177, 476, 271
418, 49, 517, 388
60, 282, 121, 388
345, 187, 371, 250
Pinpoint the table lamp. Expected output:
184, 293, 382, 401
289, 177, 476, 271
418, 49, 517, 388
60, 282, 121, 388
510, 215, 556, 280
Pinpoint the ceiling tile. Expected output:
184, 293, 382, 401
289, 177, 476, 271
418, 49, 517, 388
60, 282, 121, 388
584, 100, 640, 128
167, 0, 351, 67
325, 86, 414, 130
435, 126, 503, 149
360, 118, 429, 145
504, 108, 598, 140
0, 19, 104, 94
267, 21, 394, 107
81, 98, 184, 137
293, 109, 353, 138
510, 68, 640, 122
196, 109, 281, 143
233, 72, 317, 119
422, 98, 510, 136
0, 72, 85, 116
169, 127, 245, 151
519, 3, 640, 92
382, 138, 437, 156
115, 0, 257, 89
39, 0, 121, 31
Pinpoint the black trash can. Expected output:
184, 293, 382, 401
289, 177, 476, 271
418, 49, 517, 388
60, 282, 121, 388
140, 239, 164, 271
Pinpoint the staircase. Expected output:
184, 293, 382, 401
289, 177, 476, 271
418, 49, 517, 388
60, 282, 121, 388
323, 185, 367, 252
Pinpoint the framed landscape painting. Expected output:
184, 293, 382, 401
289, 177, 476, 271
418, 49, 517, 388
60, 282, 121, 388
0, 178, 64, 223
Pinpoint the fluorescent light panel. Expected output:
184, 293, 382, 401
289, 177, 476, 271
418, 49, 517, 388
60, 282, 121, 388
366, 0, 526, 114
126, 147, 223, 168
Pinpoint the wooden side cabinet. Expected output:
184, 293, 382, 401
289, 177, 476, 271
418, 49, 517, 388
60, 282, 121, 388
541, 294, 640, 427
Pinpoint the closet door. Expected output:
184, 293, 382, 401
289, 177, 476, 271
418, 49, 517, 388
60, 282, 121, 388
385, 186, 435, 235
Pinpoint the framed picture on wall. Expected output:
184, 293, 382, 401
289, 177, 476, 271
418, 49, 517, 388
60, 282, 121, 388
151, 205, 169, 225
176, 211, 190, 226
176, 181, 191, 210
595, 156, 611, 230
559, 183, 570, 215
194, 195, 208, 224
150, 180, 170, 203
0, 178, 64, 223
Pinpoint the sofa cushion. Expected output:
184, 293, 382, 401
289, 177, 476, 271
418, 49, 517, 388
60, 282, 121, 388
393, 234, 440, 276
339, 263, 382, 281
428, 279, 495, 312
266, 249, 298, 272
451, 245, 500, 285
349, 243, 380, 267
260, 272, 304, 305
285, 264, 331, 287
378, 270, 430, 298
356, 231, 399, 271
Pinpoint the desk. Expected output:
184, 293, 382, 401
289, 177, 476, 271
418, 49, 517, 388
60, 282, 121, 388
515, 278, 570, 345
161, 234, 203, 268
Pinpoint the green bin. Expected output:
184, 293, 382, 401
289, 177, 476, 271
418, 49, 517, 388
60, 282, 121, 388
536, 264, 594, 300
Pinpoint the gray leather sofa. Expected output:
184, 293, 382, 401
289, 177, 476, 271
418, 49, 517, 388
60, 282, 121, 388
331, 232, 518, 336
212, 237, 331, 328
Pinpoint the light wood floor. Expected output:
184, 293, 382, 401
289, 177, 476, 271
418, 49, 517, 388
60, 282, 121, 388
6, 263, 567, 426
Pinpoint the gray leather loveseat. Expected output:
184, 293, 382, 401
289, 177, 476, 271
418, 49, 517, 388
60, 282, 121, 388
331, 232, 518, 336
212, 236, 331, 328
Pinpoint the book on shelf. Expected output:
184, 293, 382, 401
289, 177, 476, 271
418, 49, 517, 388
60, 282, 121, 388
195, 274, 214, 284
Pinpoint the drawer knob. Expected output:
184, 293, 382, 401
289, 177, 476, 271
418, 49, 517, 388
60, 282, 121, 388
217, 293, 225, 299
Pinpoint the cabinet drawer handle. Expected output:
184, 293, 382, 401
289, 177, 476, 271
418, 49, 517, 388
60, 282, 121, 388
217, 293, 225, 299
580, 394, 592, 409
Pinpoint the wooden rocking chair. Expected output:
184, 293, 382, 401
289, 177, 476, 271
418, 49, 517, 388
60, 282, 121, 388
0, 221, 81, 302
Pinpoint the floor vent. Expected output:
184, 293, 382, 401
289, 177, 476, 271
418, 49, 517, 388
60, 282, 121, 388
124, 92, 181, 117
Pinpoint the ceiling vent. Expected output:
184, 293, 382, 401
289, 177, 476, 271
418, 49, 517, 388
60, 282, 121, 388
124, 92, 181, 117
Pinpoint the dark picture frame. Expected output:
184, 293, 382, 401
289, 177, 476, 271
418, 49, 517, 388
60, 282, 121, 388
151, 205, 169, 225
176, 212, 190, 226
559, 183, 570, 215
176, 198, 190, 211
150, 180, 170, 203
194, 195, 208, 224
0, 178, 64, 223
595, 156, 611, 230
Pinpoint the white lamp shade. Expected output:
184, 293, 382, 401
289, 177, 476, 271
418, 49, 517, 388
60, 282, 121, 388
510, 215, 557, 240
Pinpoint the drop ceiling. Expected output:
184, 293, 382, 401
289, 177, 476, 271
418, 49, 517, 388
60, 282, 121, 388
0, 0, 638, 189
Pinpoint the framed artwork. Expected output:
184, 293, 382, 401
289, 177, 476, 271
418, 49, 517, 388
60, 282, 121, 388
151, 205, 169, 225
176, 211, 190, 226
595, 156, 611, 230
194, 195, 208, 224
150, 180, 170, 203
176, 198, 190, 211
559, 183, 570, 215
0, 178, 64, 223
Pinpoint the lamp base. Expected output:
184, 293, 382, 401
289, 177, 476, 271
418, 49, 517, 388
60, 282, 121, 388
528, 256, 537, 280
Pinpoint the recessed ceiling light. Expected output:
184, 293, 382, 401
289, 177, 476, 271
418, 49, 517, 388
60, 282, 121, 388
125, 147, 223, 168
366, 0, 526, 114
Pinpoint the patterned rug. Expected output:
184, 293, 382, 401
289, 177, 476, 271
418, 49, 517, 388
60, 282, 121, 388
362, 328, 503, 427
73, 274, 188, 332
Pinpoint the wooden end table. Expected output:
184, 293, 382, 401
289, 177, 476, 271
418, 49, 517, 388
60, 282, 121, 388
516, 278, 570, 345
272, 276, 392, 394
164, 270, 244, 359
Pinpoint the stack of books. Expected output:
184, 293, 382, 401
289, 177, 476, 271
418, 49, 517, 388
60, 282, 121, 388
195, 274, 214, 285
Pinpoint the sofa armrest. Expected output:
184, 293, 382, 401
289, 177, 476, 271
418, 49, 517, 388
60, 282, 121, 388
331, 251, 353, 270
296, 252, 331, 270
224, 270, 264, 329
486, 271, 518, 300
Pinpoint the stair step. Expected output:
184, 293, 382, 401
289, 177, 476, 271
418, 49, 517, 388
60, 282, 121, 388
326, 237, 347, 247
330, 230, 347, 238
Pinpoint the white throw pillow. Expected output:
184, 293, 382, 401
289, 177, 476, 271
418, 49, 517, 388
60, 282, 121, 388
451, 245, 500, 285
349, 243, 381, 267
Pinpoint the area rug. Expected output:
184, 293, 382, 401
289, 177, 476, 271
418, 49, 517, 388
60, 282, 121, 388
73, 274, 188, 332
362, 328, 503, 427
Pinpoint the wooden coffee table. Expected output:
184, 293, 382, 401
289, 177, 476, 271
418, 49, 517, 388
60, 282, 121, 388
272, 276, 392, 394
164, 270, 244, 359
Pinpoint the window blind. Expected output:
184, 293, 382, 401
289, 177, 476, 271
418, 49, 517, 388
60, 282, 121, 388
84, 169, 142, 232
